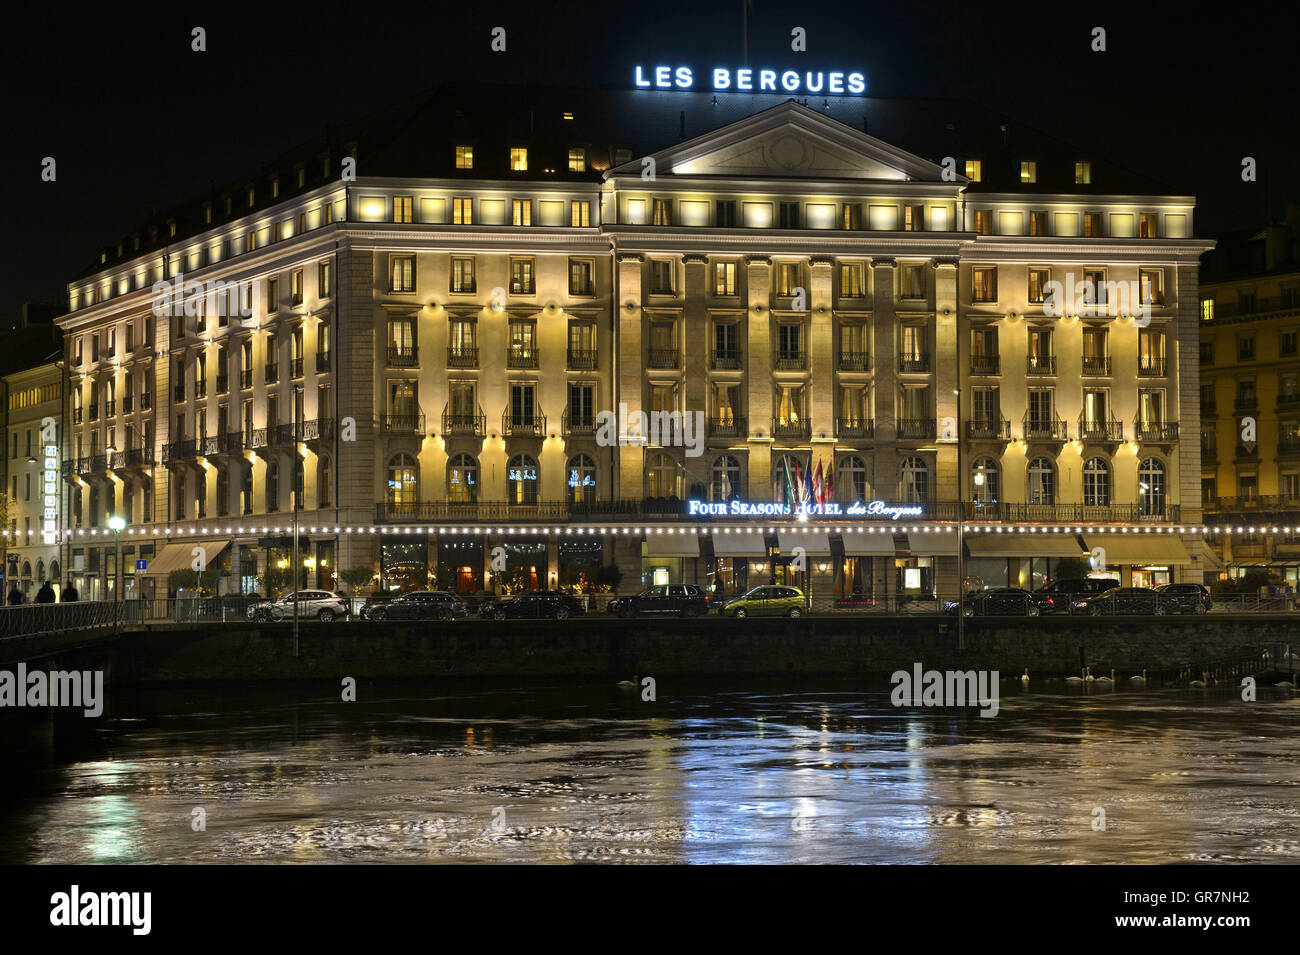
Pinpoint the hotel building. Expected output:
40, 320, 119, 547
53, 85, 1212, 602
1199, 210, 1300, 582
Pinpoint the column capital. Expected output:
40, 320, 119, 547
809, 256, 835, 268
933, 256, 961, 269
682, 253, 709, 265
745, 255, 772, 266
615, 252, 644, 264
871, 257, 896, 269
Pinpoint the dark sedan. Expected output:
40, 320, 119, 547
1032, 577, 1120, 614
946, 587, 1040, 616
1154, 583, 1213, 614
480, 590, 586, 620
1071, 587, 1167, 616
607, 584, 710, 618
377, 590, 470, 621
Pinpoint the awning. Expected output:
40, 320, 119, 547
904, 530, 961, 556
777, 531, 833, 556
645, 533, 701, 558
144, 540, 231, 577
840, 531, 901, 556
1082, 534, 1194, 565
966, 535, 1087, 558
1198, 540, 1225, 572
708, 532, 768, 557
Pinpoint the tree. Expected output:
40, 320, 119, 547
1054, 556, 1091, 581
595, 564, 624, 593
339, 565, 375, 595
168, 567, 212, 596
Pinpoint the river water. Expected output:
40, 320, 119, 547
3, 679, 1298, 864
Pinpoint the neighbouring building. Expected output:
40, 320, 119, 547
2, 362, 67, 599
52, 84, 1213, 602
1199, 208, 1300, 583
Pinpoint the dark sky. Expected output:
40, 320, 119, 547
4, 0, 1298, 322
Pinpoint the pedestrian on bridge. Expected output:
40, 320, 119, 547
7, 585, 23, 605
35, 581, 56, 603
60, 581, 79, 602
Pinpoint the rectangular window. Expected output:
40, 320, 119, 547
1282, 329, 1299, 357
455, 145, 473, 169
1029, 211, 1048, 236
776, 263, 802, 297
974, 210, 991, 235
1083, 269, 1107, 305
841, 203, 862, 230
972, 267, 998, 303
451, 257, 476, 294
1020, 160, 1037, 183
1083, 212, 1102, 236
453, 197, 472, 224
899, 265, 925, 300
571, 201, 591, 227
840, 263, 864, 298
715, 200, 737, 227
1028, 268, 1050, 304
267, 277, 279, 310
393, 196, 413, 223
510, 147, 528, 171
652, 198, 671, 226
903, 204, 924, 231
318, 258, 332, 298
965, 159, 982, 181
779, 202, 800, 229
1139, 213, 1159, 238
389, 254, 415, 292
512, 199, 531, 226
650, 260, 674, 294
290, 268, 304, 306
568, 148, 586, 172
715, 262, 737, 296
1075, 161, 1092, 184
510, 258, 535, 295
1238, 334, 1256, 361
1139, 269, 1163, 306
569, 259, 594, 295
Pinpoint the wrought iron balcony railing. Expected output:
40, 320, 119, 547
442, 406, 486, 437
566, 348, 597, 370
898, 353, 930, 373
648, 349, 680, 370
966, 418, 1011, 440
1023, 414, 1068, 441
1077, 416, 1124, 442
772, 416, 810, 439
838, 351, 870, 372
969, 355, 1000, 375
216, 374, 229, 394
447, 347, 477, 368
501, 410, 545, 437
1137, 356, 1167, 377
384, 413, 426, 434
896, 417, 936, 439
388, 346, 418, 368
836, 418, 874, 439
264, 363, 279, 384
1235, 395, 1259, 411
562, 410, 596, 435
141, 393, 152, 410
709, 416, 747, 438
774, 351, 806, 371
710, 350, 742, 370
316, 350, 331, 372
1081, 356, 1111, 376
1134, 420, 1179, 443
1026, 355, 1056, 376
240, 369, 253, 389
508, 347, 540, 369
290, 357, 304, 378
302, 418, 335, 442
122, 395, 134, 413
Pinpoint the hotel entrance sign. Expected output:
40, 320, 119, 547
634, 66, 866, 96
687, 499, 922, 520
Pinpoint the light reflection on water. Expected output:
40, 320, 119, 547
4, 682, 1299, 864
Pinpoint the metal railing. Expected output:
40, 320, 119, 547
388, 346, 418, 367
1024, 414, 1068, 441
648, 349, 680, 370
561, 410, 596, 435
1081, 357, 1112, 376
898, 353, 930, 373
302, 418, 335, 442
772, 417, 810, 439
1026, 355, 1057, 376
836, 418, 874, 439
501, 410, 545, 437
447, 347, 477, 368
442, 407, 485, 437
316, 350, 331, 372
1078, 416, 1124, 442
384, 413, 426, 434
897, 417, 936, 439
969, 355, 999, 375
1134, 420, 1179, 443
710, 416, 747, 438
0, 600, 123, 640
710, 350, 742, 370
265, 363, 279, 384
967, 418, 1011, 440
566, 348, 597, 370
508, 348, 539, 369
838, 351, 870, 372
774, 351, 806, 371
1137, 357, 1167, 377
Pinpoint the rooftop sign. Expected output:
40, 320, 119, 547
634, 66, 866, 96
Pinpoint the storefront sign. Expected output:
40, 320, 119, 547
41, 420, 58, 545
634, 66, 866, 96
686, 499, 923, 520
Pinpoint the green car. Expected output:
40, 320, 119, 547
718, 585, 806, 618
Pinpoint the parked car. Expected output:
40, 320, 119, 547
250, 590, 352, 622
717, 585, 805, 618
358, 594, 397, 620
945, 587, 1040, 616
1155, 582, 1213, 614
607, 584, 710, 618
1071, 586, 1166, 616
479, 590, 586, 620
376, 590, 469, 621
1032, 577, 1120, 614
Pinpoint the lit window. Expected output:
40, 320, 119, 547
510, 148, 528, 171
455, 145, 473, 169
1075, 161, 1092, 184
1020, 161, 1037, 183
965, 159, 982, 182
453, 197, 472, 225
568, 148, 586, 172
571, 201, 590, 227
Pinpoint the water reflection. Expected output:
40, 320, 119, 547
2, 681, 1298, 864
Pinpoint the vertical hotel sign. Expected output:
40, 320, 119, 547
41, 416, 57, 545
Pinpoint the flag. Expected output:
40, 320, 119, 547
794, 458, 806, 506
825, 465, 834, 504
813, 460, 825, 507
782, 457, 795, 509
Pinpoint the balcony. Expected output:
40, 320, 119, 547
1023, 414, 1068, 442
1026, 355, 1057, 376
501, 410, 545, 437
1280, 434, 1300, 455
1211, 295, 1300, 318
141, 393, 152, 411
90, 454, 107, 473
243, 428, 268, 451
384, 413, 426, 434
216, 374, 229, 395
302, 418, 336, 443
566, 348, 597, 370
273, 423, 300, 446
772, 416, 810, 439
1201, 399, 1217, 415
104, 399, 116, 417
122, 395, 134, 414
1279, 392, 1300, 412
838, 351, 870, 372
89, 404, 99, 421
1081, 357, 1112, 377
966, 418, 1011, 441
1206, 494, 1300, 514
1135, 420, 1179, 444
508, 347, 540, 370
710, 350, 742, 370
709, 416, 747, 439
1201, 434, 1217, 461
1137, 357, 1167, 377
264, 364, 279, 384
969, 355, 1000, 375
447, 347, 477, 368
896, 417, 936, 440
1234, 395, 1258, 412
898, 353, 930, 373
316, 350, 331, 372
1077, 416, 1123, 443
162, 439, 197, 464
561, 410, 596, 436
72, 408, 83, 424
648, 349, 680, 370
122, 447, 153, 468
442, 407, 486, 437
388, 346, 418, 368
196, 381, 207, 399
836, 418, 874, 439
199, 436, 221, 457
240, 370, 253, 389
216, 432, 243, 455
773, 351, 806, 371
291, 357, 304, 378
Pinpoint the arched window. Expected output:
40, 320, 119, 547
772, 453, 806, 502
387, 453, 419, 505
567, 454, 597, 505
1139, 458, 1166, 517
318, 456, 332, 507
50, 560, 60, 582
711, 455, 742, 501
448, 453, 479, 503
21, 561, 31, 578
900, 456, 928, 503
1083, 457, 1110, 507
1028, 456, 1055, 505
36, 560, 44, 582
837, 454, 867, 503
507, 454, 539, 504
646, 453, 680, 498
266, 461, 280, 512
971, 458, 999, 503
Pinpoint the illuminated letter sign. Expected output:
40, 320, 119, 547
686, 498, 921, 520
633, 66, 864, 96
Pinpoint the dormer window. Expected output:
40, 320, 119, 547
568, 148, 586, 172
965, 159, 982, 181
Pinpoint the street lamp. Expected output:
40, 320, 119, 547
108, 515, 126, 601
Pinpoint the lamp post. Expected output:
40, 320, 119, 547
108, 515, 126, 603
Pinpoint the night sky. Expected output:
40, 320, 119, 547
4, 0, 1297, 323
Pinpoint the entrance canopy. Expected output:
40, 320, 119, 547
903, 530, 960, 556
777, 531, 833, 556
645, 533, 701, 558
839, 531, 900, 556
708, 532, 767, 557
966, 535, 1087, 559
1082, 534, 1194, 565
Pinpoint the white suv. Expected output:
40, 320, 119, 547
250, 590, 351, 622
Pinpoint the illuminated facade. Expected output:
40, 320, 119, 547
3, 364, 66, 598
54, 88, 1212, 600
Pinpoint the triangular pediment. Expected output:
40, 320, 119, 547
610, 101, 956, 183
